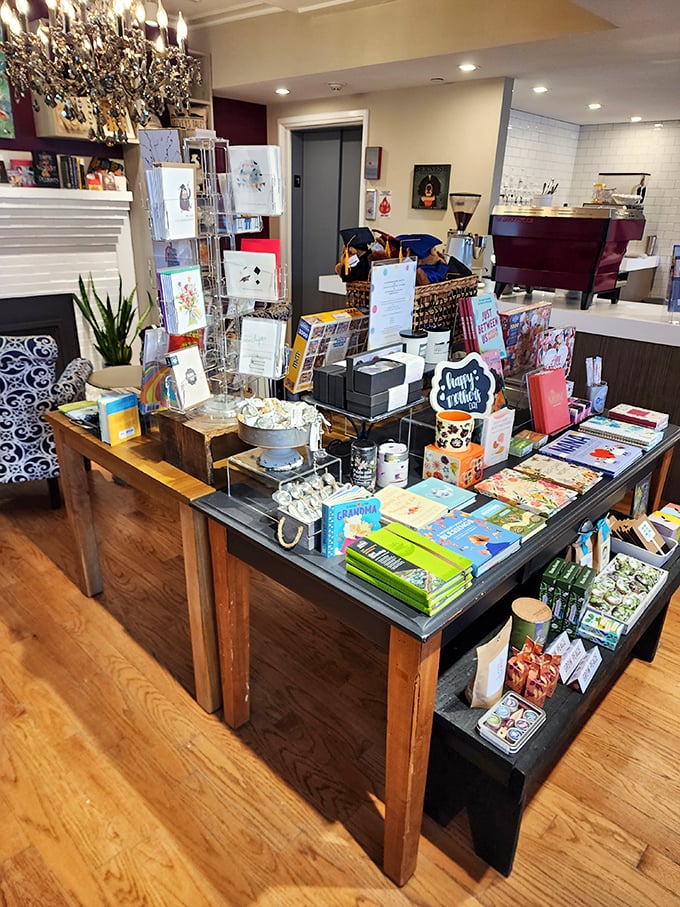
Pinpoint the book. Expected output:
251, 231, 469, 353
158, 265, 207, 335
527, 368, 571, 435
375, 485, 449, 529
498, 301, 552, 377
607, 403, 669, 431
10, 158, 35, 187
31, 150, 60, 188
480, 407, 515, 467
346, 560, 471, 615
474, 468, 578, 517
320, 487, 381, 557
407, 477, 476, 511
471, 499, 547, 542
466, 294, 507, 358
512, 452, 603, 494
97, 392, 141, 446
534, 325, 576, 376
165, 344, 211, 411
540, 431, 643, 477
416, 508, 522, 576
579, 415, 664, 450
346, 525, 472, 615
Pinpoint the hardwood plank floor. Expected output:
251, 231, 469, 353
1, 468, 679, 906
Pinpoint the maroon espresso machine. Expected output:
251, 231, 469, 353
489, 205, 645, 309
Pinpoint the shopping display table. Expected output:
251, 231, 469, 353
193, 423, 679, 885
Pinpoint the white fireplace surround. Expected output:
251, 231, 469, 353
0, 186, 137, 368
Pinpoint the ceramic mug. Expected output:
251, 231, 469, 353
436, 409, 474, 451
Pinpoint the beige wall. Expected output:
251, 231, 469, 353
268, 77, 512, 244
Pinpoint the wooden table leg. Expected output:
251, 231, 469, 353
52, 426, 103, 596
383, 626, 442, 886
208, 518, 251, 728
649, 447, 674, 513
179, 504, 222, 714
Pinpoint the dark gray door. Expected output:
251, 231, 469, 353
291, 126, 362, 325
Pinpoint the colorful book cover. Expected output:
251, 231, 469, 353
534, 326, 576, 376
540, 431, 643, 477
407, 477, 476, 511
607, 403, 669, 431
321, 492, 381, 557
416, 509, 521, 576
512, 452, 603, 494
579, 415, 664, 450
527, 368, 571, 436
97, 392, 140, 446
158, 265, 207, 335
468, 294, 507, 358
474, 468, 577, 517
498, 301, 552, 377
471, 499, 547, 541
346, 560, 470, 616
376, 485, 449, 529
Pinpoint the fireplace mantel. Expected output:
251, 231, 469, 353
0, 186, 137, 365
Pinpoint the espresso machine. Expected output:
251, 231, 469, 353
446, 192, 486, 278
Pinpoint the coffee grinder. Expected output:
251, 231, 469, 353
446, 192, 482, 270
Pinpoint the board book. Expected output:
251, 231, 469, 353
540, 430, 642, 477
320, 488, 381, 557
578, 415, 663, 450
415, 508, 521, 576
474, 468, 577, 517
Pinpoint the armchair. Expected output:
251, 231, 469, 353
0, 335, 93, 505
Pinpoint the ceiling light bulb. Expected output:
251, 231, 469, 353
654, 123, 664, 128
275, 87, 290, 95
155, 33, 165, 52
459, 63, 477, 73
630, 116, 642, 122
1, 2, 12, 25
15, 0, 29, 16
176, 11, 187, 45
588, 103, 602, 110
156, 0, 168, 30
533, 85, 549, 94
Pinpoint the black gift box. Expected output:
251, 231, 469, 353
352, 358, 406, 396
407, 379, 424, 404
312, 363, 346, 407
345, 344, 404, 393
345, 389, 390, 418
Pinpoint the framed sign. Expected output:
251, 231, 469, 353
364, 145, 382, 180
429, 352, 495, 417
412, 163, 451, 210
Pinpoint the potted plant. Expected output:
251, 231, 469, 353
73, 274, 152, 366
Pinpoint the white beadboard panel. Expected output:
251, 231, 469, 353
0, 188, 137, 367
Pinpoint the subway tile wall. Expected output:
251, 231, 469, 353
499, 110, 679, 300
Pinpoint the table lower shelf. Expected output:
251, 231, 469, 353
425, 549, 680, 875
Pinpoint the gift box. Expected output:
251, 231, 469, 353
422, 442, 485, 488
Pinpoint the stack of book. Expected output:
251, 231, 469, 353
346, 523, 473, 616
474, 468, 577, 517
416, 508, 522, 576
607, 403, 669, 431
578, 415, 664, 451
540, 430, 642, 477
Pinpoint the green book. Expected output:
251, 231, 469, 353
471, 499, 547, 541
346, 560, 471, 616
381, 522, 475, 576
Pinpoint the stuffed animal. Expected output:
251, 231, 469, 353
397, 234, 449, 284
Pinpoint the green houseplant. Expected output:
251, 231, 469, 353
73, 274, 152, 366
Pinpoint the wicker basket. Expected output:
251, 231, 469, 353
344, 274, 478, 341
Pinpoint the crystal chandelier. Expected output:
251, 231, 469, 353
0, 0, 200, 144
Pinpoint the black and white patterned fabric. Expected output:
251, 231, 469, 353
0, 335, 93, 485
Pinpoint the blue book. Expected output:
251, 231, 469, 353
320, 489, 382, 557
471, 499, 546, 542
469, 293, 507, 358
407, 477, 476, 511
540, 430, 642, 477
416, 509, 521, 576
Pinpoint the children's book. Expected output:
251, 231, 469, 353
512, 452, 603, 494
97, 392, 140, 446
474, 468, 577, 517
607, 403, 669, 431
158, 265, 207, 335
540, 431, 643, 477
407, 477, 476, 511
416, 508, 522, 576
471, 499, 547, 541
578, 415, 664, 451
375, 485, 449, 529
320, 487, 381, 557
498, 301, 552, 377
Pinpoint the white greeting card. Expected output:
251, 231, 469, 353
238, 316, 286, 379
223, 250, 278, 301
165, 345, 211, 410
147, 163, 198, 240
227, 145, 284, 216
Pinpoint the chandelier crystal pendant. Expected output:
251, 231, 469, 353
0, 0, 200, 144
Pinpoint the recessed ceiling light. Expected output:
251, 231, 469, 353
430, 77, 445, 82
654, 122, 664, 128
588, 103, 602, 110
533, 85, 549, 94
630, 116, 642, 122
459, 63, 477, 73
275, 87, 290, 96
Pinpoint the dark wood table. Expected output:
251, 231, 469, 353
193, 424, 679, 885
47, 411, 222, 714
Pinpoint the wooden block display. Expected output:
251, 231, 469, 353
156, 410, 248, 486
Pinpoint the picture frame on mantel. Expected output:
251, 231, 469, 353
364, 145, 382, 181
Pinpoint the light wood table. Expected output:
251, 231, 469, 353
46, 411, 221, 713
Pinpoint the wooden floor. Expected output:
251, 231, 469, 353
1, 467, 680, 906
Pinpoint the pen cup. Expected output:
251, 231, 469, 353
587, 383, 608, 415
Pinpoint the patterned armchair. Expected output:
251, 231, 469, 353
0, 335, 93, 504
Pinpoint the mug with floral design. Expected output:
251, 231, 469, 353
435, 409, 475, 451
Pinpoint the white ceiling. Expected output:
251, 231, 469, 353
164, 0, 680, 125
